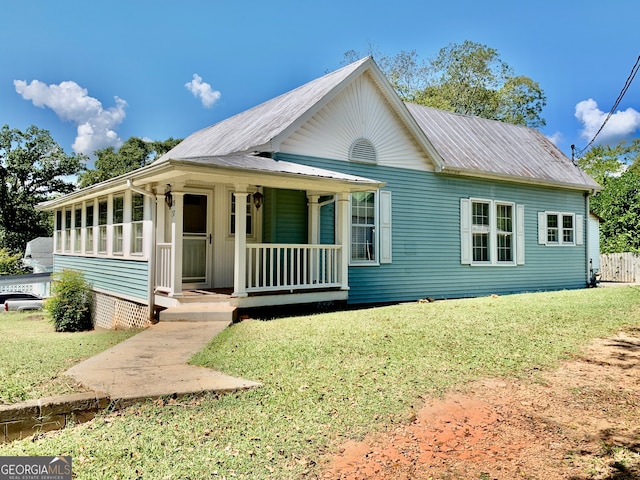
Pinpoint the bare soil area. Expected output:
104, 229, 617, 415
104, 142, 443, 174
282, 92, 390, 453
322, 327, 640, 479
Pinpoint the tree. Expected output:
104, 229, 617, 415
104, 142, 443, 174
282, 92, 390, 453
0, 125, 85, 253
0, 248, 28, 275
579, 139, 640, 254
344, 41, 547, 128
78, 136, 182, 188
577, 140, 640, 185
590, 170, 640, 253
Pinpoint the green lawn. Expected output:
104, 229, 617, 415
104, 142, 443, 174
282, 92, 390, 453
0, 312, 139, 404
1, 287, 638, 479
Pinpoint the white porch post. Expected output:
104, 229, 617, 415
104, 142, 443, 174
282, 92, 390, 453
170, 191, 184, 296
308, 195, 320, 244
156, 193, 167, 243
233, 188, 249, 298
336, 192, 350, 291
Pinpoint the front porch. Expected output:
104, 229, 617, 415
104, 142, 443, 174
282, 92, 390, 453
133, 154, 384, 319
155, 241, 350, 312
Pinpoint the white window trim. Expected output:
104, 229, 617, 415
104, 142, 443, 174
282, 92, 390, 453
461, 198, 524, 266
97, 197, 108, 254
85, 201, 95, 255
349, 190, 392, 266
54, 193, 150, 261
64, 208, 72, 253
73, 205, 82, 253
227, 189, 257, 240
350, 191, 378, 266
130, 193, 145, 256
54, 210, 62, 253
538, 211, 584, 246
112, 194, 125, 255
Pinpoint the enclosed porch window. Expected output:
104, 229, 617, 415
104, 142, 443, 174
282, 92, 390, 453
98, 198, 108, 253
131, 193, 144, 255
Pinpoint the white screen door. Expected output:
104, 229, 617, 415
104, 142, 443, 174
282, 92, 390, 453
182, 193, 210, 287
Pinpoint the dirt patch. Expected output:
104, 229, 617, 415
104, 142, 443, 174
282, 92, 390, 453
321, 329, 640, 479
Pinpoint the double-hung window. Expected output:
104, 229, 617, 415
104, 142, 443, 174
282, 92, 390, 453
350, 190, 392, 265
85, 203, 94, 254
112, 195, 124, 254
351, 191, 376, 263
55, 210, 62, 252
64, 209, 72, 252
538, 212, 582, 246
562, 215, 574, 243
496, 204, 513, 262
131, 193, 144, 255
471, 201, 491, 262
461, 198, 523, 265
73, 207, 82, 252
229, 192, 253, 236
98, 198, 108, 254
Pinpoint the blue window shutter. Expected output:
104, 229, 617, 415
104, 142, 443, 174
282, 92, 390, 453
576, 214, 584, 245
516, 204, 525, 265
460, 198, 471, 265
379, 190, 392, 264
538, 212, 546, 245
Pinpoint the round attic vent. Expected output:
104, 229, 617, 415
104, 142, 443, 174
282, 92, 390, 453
349, 138, 377, 164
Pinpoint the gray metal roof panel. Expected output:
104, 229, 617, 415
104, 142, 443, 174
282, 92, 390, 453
174, 154, 383, 185
406, 104, 599, 189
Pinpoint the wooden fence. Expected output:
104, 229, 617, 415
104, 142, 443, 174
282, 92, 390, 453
599, 253, 640, 283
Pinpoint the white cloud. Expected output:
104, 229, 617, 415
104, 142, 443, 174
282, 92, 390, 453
575, 98, 640, 145
185, 74, 221, 108
546, 131, 563, 146
14, 79, 127, 155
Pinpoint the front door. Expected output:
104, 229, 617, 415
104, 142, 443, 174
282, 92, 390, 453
182, 193, 211, 288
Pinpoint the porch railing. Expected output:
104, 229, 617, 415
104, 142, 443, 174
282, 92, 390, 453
154, 243, 343, 295
156, 243, 172, 292
246, 244, 342, 293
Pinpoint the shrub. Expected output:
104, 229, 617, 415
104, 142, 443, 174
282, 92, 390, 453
45, 270, 93, 332
0, 248, 29, 275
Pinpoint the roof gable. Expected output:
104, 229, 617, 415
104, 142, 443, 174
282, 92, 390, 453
157, 57, 441, 169
280, 70, 438, 170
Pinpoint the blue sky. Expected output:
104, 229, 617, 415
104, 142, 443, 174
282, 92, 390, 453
1, 0, 639, 162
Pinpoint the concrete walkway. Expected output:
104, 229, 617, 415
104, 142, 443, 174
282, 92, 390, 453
65, 321, 260, 402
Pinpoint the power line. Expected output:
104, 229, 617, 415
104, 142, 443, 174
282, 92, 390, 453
576, 54, 640, 157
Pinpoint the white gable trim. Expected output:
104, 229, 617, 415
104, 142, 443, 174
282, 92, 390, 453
273, 58, 445, 170
280, 71, 438, 171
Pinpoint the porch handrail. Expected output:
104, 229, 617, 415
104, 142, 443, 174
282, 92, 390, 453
246, 243, 342, 293
156, 243, 172, 292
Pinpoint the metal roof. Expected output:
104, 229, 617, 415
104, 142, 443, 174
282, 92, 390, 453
158, 57, 598, 191
406, 104, 600, 190
173, 154, 383, 186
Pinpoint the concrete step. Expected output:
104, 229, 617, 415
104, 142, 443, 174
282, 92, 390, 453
159, 304, 237, 322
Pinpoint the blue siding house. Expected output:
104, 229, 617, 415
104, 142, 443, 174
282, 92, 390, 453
39, 57, 600, 328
